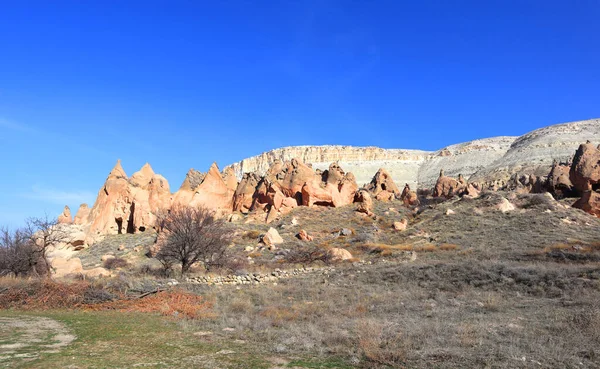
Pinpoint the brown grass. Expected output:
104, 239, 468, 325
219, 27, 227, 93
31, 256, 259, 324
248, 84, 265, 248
91, 290, 215, 320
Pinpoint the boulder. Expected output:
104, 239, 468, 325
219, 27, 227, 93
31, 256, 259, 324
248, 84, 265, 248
393, 219, 408, 231
50, 257, 83, 278
573, 191, 600, 217
355, 189, 374, 217
101, 254, 115, 262
261, 227, 284, 246
328, 248, 353, 261
496, 197, 515, 212
546, 160, 574, 198
297, 229, 313, 241
570, 142, 600, 193
400, 184, 419, 206
57, 206, 72, 224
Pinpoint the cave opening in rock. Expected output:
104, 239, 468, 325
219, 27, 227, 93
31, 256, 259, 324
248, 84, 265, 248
126, 202, 136, 234
115, 217, 123, 234
139, 226, 146, 232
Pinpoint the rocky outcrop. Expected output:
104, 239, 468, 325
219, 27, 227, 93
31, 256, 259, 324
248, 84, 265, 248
227, 146, 430, 189
400, 184, 419, 206
73, 204, 90, 225
570, 142, 600, 193
433, 170, 460, 198
546, 161, 574, 198
173, 163, 234, 212
573, 190, 600, 217
471, 119, 600, 188
419, 137, 516, 189
227, 119, 600, 190
301, 163, 358, 207
233, 173, 260, 212
365, 168, 401, 201
355, 189, 374, 217
57, 206, 72, 224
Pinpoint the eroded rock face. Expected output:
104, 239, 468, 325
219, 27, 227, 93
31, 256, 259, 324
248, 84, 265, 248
570, 142, 600, 193
175, 163, 234, 212
233, 173, 260, 212
280, 158, 315, 200
301, 163, 358, 207
73, 204, 90, 225
433, 170, 460, 198
365, 168, 401, 201
355, 189, 374, 217
400, 184, 419, 206
546, 161, 574, 198
86, 161, 172, 236
88, 160, 134, 235
573, 190, 600, 217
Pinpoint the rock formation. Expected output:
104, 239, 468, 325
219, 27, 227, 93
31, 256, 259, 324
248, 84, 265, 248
365, 168, 401, 201
400, 184, 419, 206
355, 189, 374, 217
570, 142, 600, 193
301, 163, 358, 207
73, 204, 90, 225
57, 206, 72, 224
546, 160, 574, 198
228, 118, 600, 190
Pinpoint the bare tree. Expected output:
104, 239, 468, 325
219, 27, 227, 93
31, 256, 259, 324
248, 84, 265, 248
0, 216, 68, 277
155, 206, 233, 275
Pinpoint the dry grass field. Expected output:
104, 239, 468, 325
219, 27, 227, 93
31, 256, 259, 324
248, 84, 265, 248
2, 192, 600, 368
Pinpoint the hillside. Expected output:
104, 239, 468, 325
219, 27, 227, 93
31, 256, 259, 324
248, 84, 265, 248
227, 118, 600, 188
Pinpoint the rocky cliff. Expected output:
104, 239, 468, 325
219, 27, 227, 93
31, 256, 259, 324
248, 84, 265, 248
228, 146, 431, 188
227, 118, 600, 188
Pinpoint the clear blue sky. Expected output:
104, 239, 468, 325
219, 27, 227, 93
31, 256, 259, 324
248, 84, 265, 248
1, 1, 599, 226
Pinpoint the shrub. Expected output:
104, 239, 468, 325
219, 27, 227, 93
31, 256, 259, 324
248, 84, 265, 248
155, 206, 233, 274
103, 257, 129, 270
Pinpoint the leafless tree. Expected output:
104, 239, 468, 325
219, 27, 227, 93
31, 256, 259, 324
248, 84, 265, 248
0, 215, 68, 277
155, 206, 233, 275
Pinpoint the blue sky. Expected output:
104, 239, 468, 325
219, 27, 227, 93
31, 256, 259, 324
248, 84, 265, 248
1, 1, 599, 226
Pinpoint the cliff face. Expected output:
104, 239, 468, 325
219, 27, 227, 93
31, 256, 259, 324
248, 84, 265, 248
470, 118, 600, 185
226, 140, 517, 189
228, 146, 431, 188
227, 118, 600, 189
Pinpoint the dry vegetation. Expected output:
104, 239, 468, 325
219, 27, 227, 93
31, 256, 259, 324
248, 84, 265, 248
2, 192, 600, 368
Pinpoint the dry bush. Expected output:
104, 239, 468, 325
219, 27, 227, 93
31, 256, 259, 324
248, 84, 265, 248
260, 305, 300, 327
357, 320, 406, 366
439, 243, 459, 251
103, 257, 129, 270
92, 290, 215, 320
243, 230, 262, 239
415, 244, 437, 252
156, 206, 233, 274
285, 244, 332, 266
0, 279, 113, 309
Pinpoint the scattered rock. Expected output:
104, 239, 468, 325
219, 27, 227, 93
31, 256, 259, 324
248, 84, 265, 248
261, 227, 284, 247
296, 229, 314, 241
328, 248, 353, 261
393, 219, 408, 231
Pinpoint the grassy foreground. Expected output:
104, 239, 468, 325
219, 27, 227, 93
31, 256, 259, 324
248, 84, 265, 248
0, 310, 347, 369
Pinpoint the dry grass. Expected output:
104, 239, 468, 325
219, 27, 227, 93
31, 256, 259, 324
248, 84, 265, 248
91, 290, 215, 320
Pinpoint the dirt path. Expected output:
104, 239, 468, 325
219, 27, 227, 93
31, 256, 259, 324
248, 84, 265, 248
0, 316, 75, 366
